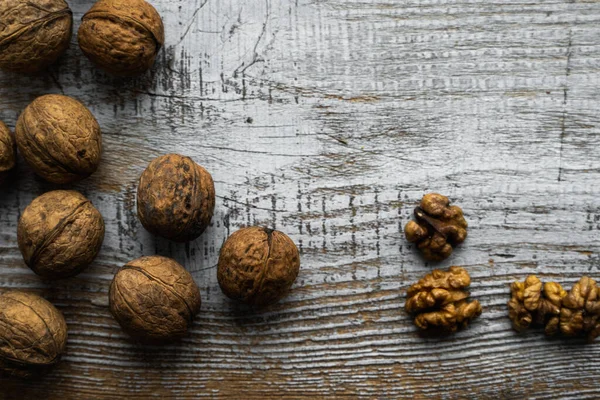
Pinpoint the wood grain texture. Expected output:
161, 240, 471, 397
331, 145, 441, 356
1, 0, 600, 398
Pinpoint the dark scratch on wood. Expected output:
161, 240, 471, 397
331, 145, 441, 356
558, 29, 572, 183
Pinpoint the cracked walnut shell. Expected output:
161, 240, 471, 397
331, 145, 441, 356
218, 227, 301, 308
0, 0, 72, 73
18, 190, 105, 279
16, 94, 102, 184
109, 256, 201, 344
0, 291, 67, 378
0, 121, 16, 184
78, 0, 164, 76
404, 193, 467, 261
405, 266, 481, 335
137, 154, 215, 242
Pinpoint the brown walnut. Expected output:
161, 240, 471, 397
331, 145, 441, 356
78, 0, 164, 76
405, 266, 482, 335
508, 275, 599, 342
404, 193, 467, 261
507, 275, 543, 332
218, 227, 301, 308
0, 291, 67, 378
109, 256, 201, 344
137, 154, 215, 242
560, 276, 600, 341
18, 190, 105, 279
0, 121, 16, 184
0, 0, 72, 73
16, 94, 102, 184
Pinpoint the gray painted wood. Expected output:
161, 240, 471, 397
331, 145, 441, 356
1, 0, 600, 398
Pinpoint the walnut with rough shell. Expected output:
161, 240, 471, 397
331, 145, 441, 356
109, 256, 201, 344
404, 193, 467, 261
18, 190, 105, 279
16, 94, 102, 184
405, 266, 481, 334
218, 227, 301, 308
0, 0, 72, 73
78, 0, 164, 76
0, 291, 67, 378
0, 121, 16, 184
137, 154, 215, 242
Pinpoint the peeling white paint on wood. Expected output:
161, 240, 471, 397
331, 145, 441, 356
1, 0, 600, 398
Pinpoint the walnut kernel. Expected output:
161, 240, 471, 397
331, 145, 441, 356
405, 266, 481, 335
404, 193, 467, 261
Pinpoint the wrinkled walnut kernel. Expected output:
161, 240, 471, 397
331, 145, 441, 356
508, 275, 600, 342
0, 121, 16, 184
18, 190, 105, 279
507, 275, 543, 332
404, 193, 467, 261
0, 0, 72, 73
137, 154, 215, 242
109, 256, 201, 344
16, 94, 102, 184
406, 266, 481, 335
78, 0, 164, 76
218, 227, 300, 308
560, 277, 600, 341
0, 291, 67, 378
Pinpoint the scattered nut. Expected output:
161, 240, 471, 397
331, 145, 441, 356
18, 190, 105, 279
404, 193, 468, 261
16, 94, 102, 184
0, 121, 16, 184
0, 291, 67, 378
109, 256, 201, 344
218, 227, 300, 308
0, 0, 72, 73
137, 154, 215, 242
405, 266, 481, 335
78, 0, 164, 76
508, 275, 599, 342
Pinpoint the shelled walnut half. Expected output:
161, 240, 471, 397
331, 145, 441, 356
404, 193, 467, 261
508, 275, 600, 343
405, 266, 482, 335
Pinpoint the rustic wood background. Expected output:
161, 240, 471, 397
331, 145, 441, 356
1, 0, 600, 398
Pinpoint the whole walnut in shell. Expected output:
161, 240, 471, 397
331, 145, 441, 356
0, 291, 67, 378
16, 94, 102, 184
78, 0, 164, 76
0, 0, 72, 73
137, 154, 215, 242
18, 190, 105, 279
0, 121, 16, 184
218, 227, 301, 308
109, 256, 201, 344
404, 193, 467, 261
405, 266, 481, 335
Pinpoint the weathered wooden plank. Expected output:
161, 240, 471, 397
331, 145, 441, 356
1, 0, 600, 398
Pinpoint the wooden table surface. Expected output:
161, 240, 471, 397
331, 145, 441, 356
1, 0, 600, 398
